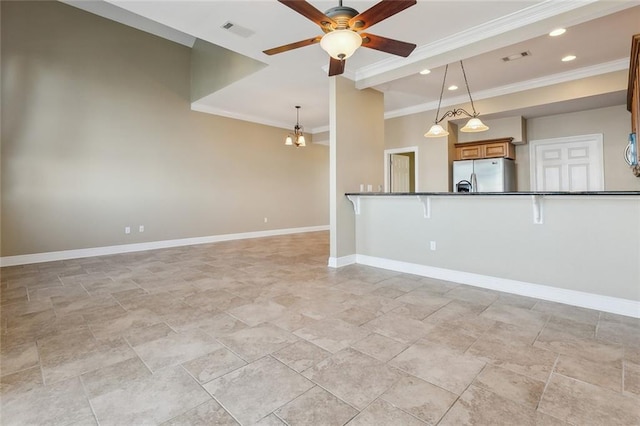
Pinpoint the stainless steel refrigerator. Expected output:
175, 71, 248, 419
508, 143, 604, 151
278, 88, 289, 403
453, 158, 516, 192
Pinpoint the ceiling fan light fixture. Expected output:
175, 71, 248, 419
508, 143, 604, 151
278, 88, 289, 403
424, 124, 449, 138
320, 29, 362, 60
460, 117, 489, 133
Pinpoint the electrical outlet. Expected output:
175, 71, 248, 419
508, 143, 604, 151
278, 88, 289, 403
125, 226, 131, 234
367, 184, 373, 192
139, 225, 144, 233
430, 241, 436, 251
264, 217, 268, 223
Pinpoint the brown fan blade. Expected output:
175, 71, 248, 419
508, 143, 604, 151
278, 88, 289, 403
361, 33, 416, 57
278, 0, 336, 29
328, 57, 345, 76
263, 36, 322, 56
349, 0, 416, 31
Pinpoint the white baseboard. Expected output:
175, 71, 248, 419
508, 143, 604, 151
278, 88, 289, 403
0, 225, 329, 267
327, 255, 357, 268
356, 254, 640, 319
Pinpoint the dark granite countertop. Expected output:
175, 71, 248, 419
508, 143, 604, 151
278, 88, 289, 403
345, 191, 640, 196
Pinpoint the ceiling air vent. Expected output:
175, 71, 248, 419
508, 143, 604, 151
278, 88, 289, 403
502, 51, 532, 62
220, 21, 255, 38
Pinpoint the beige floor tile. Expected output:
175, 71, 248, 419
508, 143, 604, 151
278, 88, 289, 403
81, 357, 151, 399
370, 286, 406, 299
391, 302, 442, 320
624, 360, 640, 397
51, 294, 119, 317
1, 287, 28, 305
268, 310, 319, 332
162, 399, 238, 425
255, 413, 286, 425
133, 328, 222, 372
0, 366, 43, 396
545, 315, 596, 339
533, 300, 600, 326
1, 377, 95, 425
351, 332, 407, 362
472, 365, 545, 409
380, 374, 457, 424
597, 318, 640, 346
181, 347, 246, 383
304, 348, 401, 410
389, 340, 485, 395
204, 356, 313, 425
395, 290, 451, 312
347, 293, 404, 316
227, 300, 287, 326
0, 342, 39, 376
90, 365, 211, 425
218, 323, 299, 361
272, 340, 331, 373
123, 322, 176, 346
444, 286, 499, 306
480, 303, 548, 332
534, 327, 623, 364
626, 345, 640, 364
333, 306, 379, 326
363, 312, 433, 344
440, 385, 564, 426
555, 353, 622, 392
346, 399, 427, 426
375, 276, 424, 293
197, 312, 249, 337
538, 373, 640, 425
294, 318, 369, 353
481, 321, 541, 345
333, 279, 379, 296
420, 323, 478, 352
183, 288, 249, 311
275, 385, 358, 426
469, 335, 557, 382
88, 308, 162, 340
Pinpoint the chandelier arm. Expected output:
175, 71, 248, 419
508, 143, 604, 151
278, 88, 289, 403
433, 64, 448, 124
460, 60, 478, 117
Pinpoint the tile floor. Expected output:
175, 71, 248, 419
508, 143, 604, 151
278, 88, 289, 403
1, 231, 639, 425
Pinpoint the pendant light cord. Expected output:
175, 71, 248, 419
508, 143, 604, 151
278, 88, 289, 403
434, 64, 448, 124
460, 60, 478, 117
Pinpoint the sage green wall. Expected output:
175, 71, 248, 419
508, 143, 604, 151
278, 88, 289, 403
1, 1, 329, 257
517, 105, 640, 191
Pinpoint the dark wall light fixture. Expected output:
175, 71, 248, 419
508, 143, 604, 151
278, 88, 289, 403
285, 105, 306, 147
424, 61, 489, 138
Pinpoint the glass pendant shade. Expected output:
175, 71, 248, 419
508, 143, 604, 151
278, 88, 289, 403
424, 124, 449, 138
460, 117, 489, 133
320, 30, 362, 60
297, 135, 306, 147
285, 135, 293, 146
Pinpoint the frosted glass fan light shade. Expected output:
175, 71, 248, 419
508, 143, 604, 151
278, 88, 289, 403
285, 136, 293, 146
460, 117, 489, 133
424, 124, 449, 138
320, 30, 362, 60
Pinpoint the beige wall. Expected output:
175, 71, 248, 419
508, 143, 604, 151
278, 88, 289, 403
517, 105, 640, 191
354, 195, 640, 303
1, 1, 329, 257
330, 77, 384, 260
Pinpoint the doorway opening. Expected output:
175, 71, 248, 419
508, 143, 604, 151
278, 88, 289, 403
384, 147, 419, 193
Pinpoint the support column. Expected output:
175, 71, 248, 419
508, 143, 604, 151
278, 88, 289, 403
328, 76, 384, 267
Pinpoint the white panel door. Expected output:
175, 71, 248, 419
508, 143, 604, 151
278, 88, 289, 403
391, 154, 410, 192
531, 134, 604, 191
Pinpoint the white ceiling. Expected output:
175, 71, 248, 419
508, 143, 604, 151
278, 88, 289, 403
65, 0, 639, 133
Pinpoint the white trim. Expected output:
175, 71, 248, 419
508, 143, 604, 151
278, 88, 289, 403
529, 133, 605, 191
384, 146, 419, 193
190, 103, 292, 130
356, 254, 640, 318
327, 255, 357, 269
0, 225, 329, 267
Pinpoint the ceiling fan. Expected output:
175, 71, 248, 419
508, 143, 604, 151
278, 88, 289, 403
263, 0, 417, 76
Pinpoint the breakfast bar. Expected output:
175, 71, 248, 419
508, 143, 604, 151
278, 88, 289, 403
344, 192, 640, 317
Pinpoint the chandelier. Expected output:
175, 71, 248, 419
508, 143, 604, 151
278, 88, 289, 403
285, 106, 306, 147
424, 61, 489, 138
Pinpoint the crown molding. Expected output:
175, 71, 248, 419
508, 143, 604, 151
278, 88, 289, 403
354, 0, 634, 89
384, 58, 628, 120
191, 103, 291, 130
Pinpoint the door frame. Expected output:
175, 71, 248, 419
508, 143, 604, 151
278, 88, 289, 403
384, 146, 419, 193
529, 134, 604, 191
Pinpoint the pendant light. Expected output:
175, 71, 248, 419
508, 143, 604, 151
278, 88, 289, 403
425, 61, 489, 138
285, 106, 306, 147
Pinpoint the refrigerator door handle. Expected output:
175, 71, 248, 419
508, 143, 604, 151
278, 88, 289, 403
470, 173, 477, 192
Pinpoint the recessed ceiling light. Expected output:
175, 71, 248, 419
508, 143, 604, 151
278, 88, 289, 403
448, 85, 458, 91
419, 69, 431, 75
562, 55, 576, 62
549, 28, 566, 37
